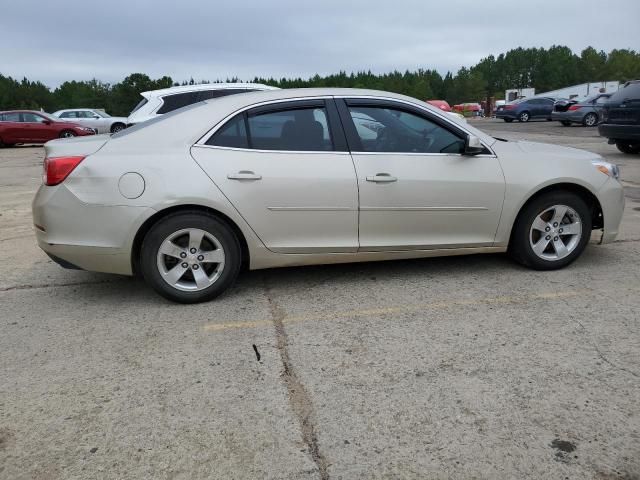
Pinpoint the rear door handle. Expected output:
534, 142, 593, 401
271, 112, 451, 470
227, 171, 262, 181
366, 173, 397, 183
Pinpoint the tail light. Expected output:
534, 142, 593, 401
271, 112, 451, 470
43, 156, 85, 186
504, 104, 517, 110
568, 105, 582, 111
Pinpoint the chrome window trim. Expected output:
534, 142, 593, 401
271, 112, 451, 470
191, 143, 350, 156
195, 94, 497, 157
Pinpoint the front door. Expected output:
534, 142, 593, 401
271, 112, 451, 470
338, 98, 505, 251
191, 99, 359, 253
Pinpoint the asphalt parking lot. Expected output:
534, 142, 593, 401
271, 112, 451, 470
1, 119, 639, 479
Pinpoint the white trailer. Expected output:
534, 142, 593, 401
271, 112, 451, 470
537, 81, 620, 101
505, 88, 536, 102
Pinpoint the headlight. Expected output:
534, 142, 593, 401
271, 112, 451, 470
80, 127, 95, 133
592, 159, 619, 179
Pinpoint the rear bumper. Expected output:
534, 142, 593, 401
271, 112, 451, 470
32, 184, 153, 276
598, 123, 640, 141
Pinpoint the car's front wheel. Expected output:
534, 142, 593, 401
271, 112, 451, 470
518, 111, 530, 122
509, 191, 591, 270
616, 141, 640, 154
111, 123, 125, 134
59, 130, 77, 138
140, 212, 241, 303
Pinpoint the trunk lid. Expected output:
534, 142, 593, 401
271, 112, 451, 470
44, 134, 110, 158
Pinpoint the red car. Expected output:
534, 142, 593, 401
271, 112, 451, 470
426, 100, 452, 112
0, 110, 95, 147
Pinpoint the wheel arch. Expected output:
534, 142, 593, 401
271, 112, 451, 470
508, 182, 604, 247
131, 204, 250, 275
110, 121, 126, 132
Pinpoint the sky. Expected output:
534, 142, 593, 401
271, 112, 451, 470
1, 0, 639, 88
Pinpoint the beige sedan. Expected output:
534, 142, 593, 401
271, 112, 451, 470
33, 88, 624, 303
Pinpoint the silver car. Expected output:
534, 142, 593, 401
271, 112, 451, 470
551, 94, 611, 127
33, 88, 624, 303
52, 109, 127, 134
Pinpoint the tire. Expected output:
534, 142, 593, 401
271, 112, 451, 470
582, 112, 598, 127
560, 121, 572, 126
616, 141, 640, 154
110, 123, 125, 134
509, 191, 591, 270
518, 111, 530, 122
504, 118, 513, 123
140, 211, 241, 303
59, 130, 77, 138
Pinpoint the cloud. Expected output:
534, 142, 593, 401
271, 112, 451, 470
1, 0, 638, 87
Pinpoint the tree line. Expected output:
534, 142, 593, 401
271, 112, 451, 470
1, 46, 639, 117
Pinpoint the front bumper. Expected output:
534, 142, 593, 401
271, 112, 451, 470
598, 123, 640, 141
597, 177, 625, 244
32, 184, 153, 276
551, 111, 584, 123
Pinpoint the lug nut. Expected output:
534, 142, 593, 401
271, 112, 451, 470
559, 228, 563, 233
190, 248, 197, 254
197, 255, 204, 261
181, 262, 188, 268
554, 236, 559, 241
192, 264, 199, 270
545, 235, 551, 240
553, 222, 558, 227
180, 252, 187, 258
545, 226, 550, 232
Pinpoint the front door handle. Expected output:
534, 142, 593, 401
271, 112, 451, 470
227, 171, 262, 181
366, 173, 397, 183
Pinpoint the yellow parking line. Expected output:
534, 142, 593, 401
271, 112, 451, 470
203, 289, 589, 333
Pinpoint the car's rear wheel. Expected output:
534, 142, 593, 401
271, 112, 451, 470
582, 112, 598, 127
111, 123, 125, 134
518, 111, 530, 122
140, 212, 241, 303
560, 121, 572, 126
616, 141, 640, 154
509, 191, 591, 270
59, 130, 76, 138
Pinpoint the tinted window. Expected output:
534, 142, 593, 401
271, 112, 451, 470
348, 106, 465, 154
22, 113, 47, 123
1, 113, 20, 122
247, 107, 332, 151
197, 88, 246, 102
157, 92, 200, 114
609, 82, 640, 102
206, 114, 249, 149
59, 111, 76, 118
130, 97, 148, 114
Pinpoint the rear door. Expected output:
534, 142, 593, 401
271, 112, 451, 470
0, 112, 23, 142
338, 98, 505, 251
191, 98, 359, 253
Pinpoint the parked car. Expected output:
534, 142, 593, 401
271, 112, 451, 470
126, 83, 279, 126
552, 94, 611, 127
495, 97, 555, 122
33, 88, 623, 303
426, 100, 452, 112
52, 109, 127, 134
0, 110, 95, 146
598, 80, 640, 154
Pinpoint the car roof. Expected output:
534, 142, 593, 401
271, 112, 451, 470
141, 82, 279, 98
0, 109, 47, 114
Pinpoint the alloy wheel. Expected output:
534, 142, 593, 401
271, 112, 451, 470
156, 228, 225, 291
529, 205, 582, 261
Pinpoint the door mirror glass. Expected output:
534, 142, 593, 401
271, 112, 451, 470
92, 115, 101, 119
464, 134, 485, 155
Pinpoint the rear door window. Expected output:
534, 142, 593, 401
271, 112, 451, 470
1, 112, 21, 122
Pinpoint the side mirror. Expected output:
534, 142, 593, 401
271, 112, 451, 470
92, 115, 100, 119
43, 120, 51, 125
464, 134, 485, 155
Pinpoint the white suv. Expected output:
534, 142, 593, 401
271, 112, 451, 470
126, 83, 279, 126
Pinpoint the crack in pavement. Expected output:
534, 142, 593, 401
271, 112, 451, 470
0, 279, 118, 292
263, 276, 330, 480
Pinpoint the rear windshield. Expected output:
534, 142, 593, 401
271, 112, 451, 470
608, 82, 640, 102
112, 101, 205, 139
